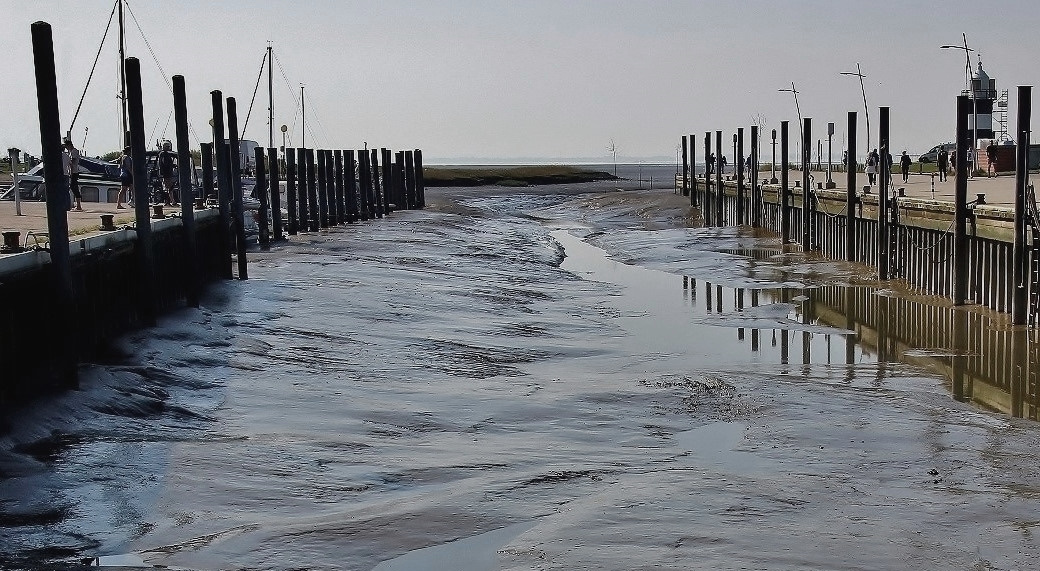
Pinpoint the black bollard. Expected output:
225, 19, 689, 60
296, 148, 308, 231
317, 149, 328, 228
415, 149, 426, 208
371, 149, 383, 218
1013, 86, 1031, 324
878, 107, 890, 280
126, 57, 158, 323
173, 75, 199, 307
405, 150, 416, 210
954, 95, 971, 305
227, 97, 248, 280
780, 120, 790, 243
211, 92, 232, 279
285, 148, 298, 235
802, 117, 812, 251
345, 150, 358, 222
306, 148, 319, 232
846, 112, 857, 262
736, 127, 744, 224
254, 147, 269, 248
750, 126, 759, 226
268, 147, 282, 240
31, 21, 77, 385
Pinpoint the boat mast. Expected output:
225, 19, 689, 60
301, 84, 305, 149
268, 43, 274, 149
117, 0, 128, 146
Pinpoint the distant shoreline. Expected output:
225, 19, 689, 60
423, 165, 617, 187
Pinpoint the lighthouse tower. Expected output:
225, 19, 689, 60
964, 59, 997, 143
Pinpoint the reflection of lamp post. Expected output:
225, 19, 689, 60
770, 129, 778, 184
941, 34, 978, 151
840, 63, 870, 160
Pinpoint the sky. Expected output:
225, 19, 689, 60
3, 0, 1040, 164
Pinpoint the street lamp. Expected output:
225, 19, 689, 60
840, 63, 870, 161
778, 82, 804, 147
941, 34, 978, 152
732, 133, 737, 177
770, 128, 778, 184
280, 124, 287, 152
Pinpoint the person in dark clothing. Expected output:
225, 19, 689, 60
899, 151, 912, 183
986, 142, 997, 176
937, 146, 948, 182
158, 140, 178, 205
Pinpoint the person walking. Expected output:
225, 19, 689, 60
986, 142, 997, 176
707, 153, 715, 176
63, 138, 82, 211
937, 145, 948, 182
116, 146, 132, 209
966, 147, 975, 178
899, 150, 912, 183
158, 140, 178, 205
865, 149, 878, 186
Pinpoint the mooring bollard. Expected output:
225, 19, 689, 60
1, 231, 22, 253
268, 147, 282, 240
227, 97, 248, 280
286, 148, 298, 235
254, 146, 270, 247
99, 215, 115, 231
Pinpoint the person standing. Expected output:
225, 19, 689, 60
707, 153, 715, 175
158, 140, 178, 205
116, 146, 132, 209
865, 149, 878, 186
966, 147, 975, 178
899, 150, 912, 183
986, 142, 997, 176
63, 138, 82, 211
937, 145, 948, 182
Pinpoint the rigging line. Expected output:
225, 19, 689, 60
273, 53, 329, 147
273, 53, 303, 145
123, 1, 201, 147
241, 51, 268, 139
70, 0, 118, 133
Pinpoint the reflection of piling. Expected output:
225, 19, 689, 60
126, 57, 157, 321
254, 147, 270, 248
1013, 86, 1031, 324
951, 308, 968, 400
954, 96, 970, 305
173, 75, 200, 306
846, 111, 857, 262
31, 21, 77, 386
268, 147, 282, 240
780, 121, 790, 243
227, 97, 248, 280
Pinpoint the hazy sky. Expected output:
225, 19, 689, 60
4, 0, 1040, 163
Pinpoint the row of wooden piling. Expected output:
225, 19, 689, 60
679, 88, 1037, 326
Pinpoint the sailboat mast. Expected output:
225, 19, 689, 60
117, 0, 128, 146
268, 44, 274, 149
301, 84, 306, 149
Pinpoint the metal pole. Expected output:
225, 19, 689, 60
826, 122, 834, 187
31, 20, 77, 385
117, 0, 128, 146
802, 117, 812, 251
126, 56, 156, 323
781, 120, 790, 243
770, 129, 778, 183
172, 75, 199, 307
954, 95, 971, 305
227, 97, 248, 279
1013, 86, 1031, 324
211, 91, 232, 279
846, 111, 857, 262
879, 106, 890, 280
8, 148, 22, 216
300, 85, 305, 150
267, 44, 274, 149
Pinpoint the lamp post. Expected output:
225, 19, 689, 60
732, 133, 737, 177
840, 63, 870, 160
941, 34, 979, 153
826, 122, 835, 188
280, 124, 287, 152
770, 129, 778, 184
778, 82, 804, 148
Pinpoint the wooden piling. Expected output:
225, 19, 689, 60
306, 148, 319, 232
415, 149, 426, 208
371, 149, 384, 218
254, 147, 269, 247
681, 136, 689, 197
1013, 86, 1031, 324
31, 21, 77, 385
126, 57, 159, 319
382, 148, 394, 214
173, 75, 199, 306
736, 128, 744, 224
689, 134, 698, 207
334, 150, 345, 225
317, 149, 329, 228
285, 148, 298, 234
802, 117, 812, 251
227, 97, 248, 280
405, 150, 416, 210
325, 148, 336, 225
346, 150, 358, 222
268, 147, 282, 240
703, 133, 711, 223
210, 93, 233, 278
750, 126, 759, 226
714, 131, 723, 225
954, 95, 971, 305
780, 120, 790, 243
846, 111, 857, 262
295, 148, 308, 232
878, 107, 890, 280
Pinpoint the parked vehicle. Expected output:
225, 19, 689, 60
918, 143, 953, 163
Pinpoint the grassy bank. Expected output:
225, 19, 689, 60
423, 165, 616, 187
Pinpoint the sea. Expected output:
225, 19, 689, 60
3, 163, 1040, 570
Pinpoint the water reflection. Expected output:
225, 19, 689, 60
682, 275, 1040, 420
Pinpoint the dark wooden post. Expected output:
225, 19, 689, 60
325, 148, 336, 224
254, 147, 269, 248
268, 147, 282, 240
200, 142, 214, 202
211, 92, 232, 278
346, 150, 358, 222
31, 21, 77, 385
376, 147, 388, 217
306, 148, 319, 232
750, 126, 759, 226
846, 111, 857, 262
382, 148, 394, 214
405, 150, 416, 210
126, 57, 158, 320
334, 150, 345, 225
285, 148, 298, 234
736, 127, 744, 224
714, 131, 724, 225
415, 149, 426, 208
878, 107, 890, 280
227, 97, 248, 279
1013, 86, 1032, 324
681, 136, 689, 196
316, 149, 328, 228
689, 134, 698, 207
781, 120, 790, 243
802, 117, 812, 251
954, 95, 971, 305
358, 151, 370, 220
295, 148, 308, 232
173, 75, 199, 306
703, 132, 711, 223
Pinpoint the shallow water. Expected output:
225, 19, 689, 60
2, 186, 1040, 570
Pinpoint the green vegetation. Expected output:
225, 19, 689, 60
423, 165, 616, 187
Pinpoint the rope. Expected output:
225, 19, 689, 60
70, 1, 118, 133
241, 51, 268, 138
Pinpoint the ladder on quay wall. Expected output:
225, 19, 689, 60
1028, 183, 1040, 325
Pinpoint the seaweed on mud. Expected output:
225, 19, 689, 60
518, 470, 602, 488
12, 432, 84, 463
